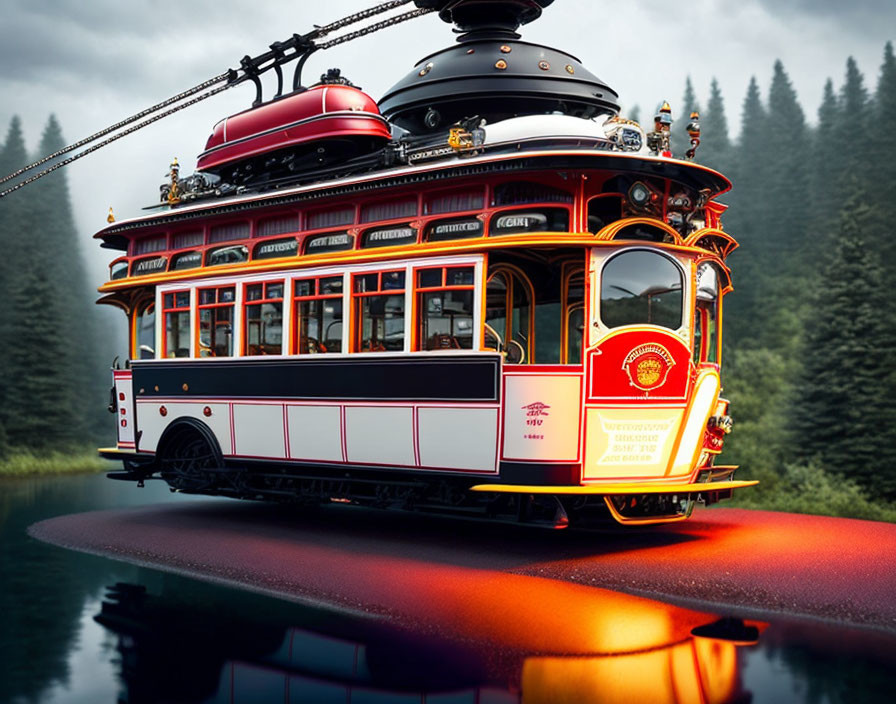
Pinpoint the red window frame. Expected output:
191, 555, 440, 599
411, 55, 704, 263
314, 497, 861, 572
162, 289, 191, 358
293, 276, 344, 354
351, 270, 406, 353
244, 281, 285, 355
414, 266, 476, 351
196, 285, 235, 357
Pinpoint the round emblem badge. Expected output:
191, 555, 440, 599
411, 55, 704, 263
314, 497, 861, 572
622, 344, 675, 391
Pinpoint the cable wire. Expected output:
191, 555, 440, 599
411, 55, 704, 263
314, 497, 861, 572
0, 0, 428, 198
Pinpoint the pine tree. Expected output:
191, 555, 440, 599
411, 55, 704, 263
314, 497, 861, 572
0, 118, 31, 446
626, 104, 641, 125
31, 116, 100, 441
794, 184, 896, 498
722, 77, 767, 350
870, 42, 896, 262
810, 79, 841, 243
699, 78, 732, 173
4, 266, 77, 450
672, 76, 700, 157
837, 57, 872, 179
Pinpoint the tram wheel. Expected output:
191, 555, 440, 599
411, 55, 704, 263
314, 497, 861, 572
158, 423, 220, 493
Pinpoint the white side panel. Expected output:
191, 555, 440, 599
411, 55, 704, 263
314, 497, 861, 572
418, 407, 498, 471
502, 375, 582, 461
136, 402, 232, 454
345, 406, 414, 466
115, 376, 135, 446
233, 403, 286, 458
287, 405, 343, 462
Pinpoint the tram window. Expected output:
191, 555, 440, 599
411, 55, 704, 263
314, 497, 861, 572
253, 237, 298, 260
135, 301, 155, 360
206, 245, 248, 267
492, 181, 573, 206
485, 268, 531, 364
588, 196, 623, 233
131, 256, 167, 277
489, 208, 569, 236
294, 276, 343, 354
110, 260, 128, 280
424, 188, 484, 215
695, 262, 720, 364
170, 251, 202, 271
415, 267, 475, 350
257, 214, 299, 238
304, 232, 354, 254
197, 286, 235, 357
353, 270, 406, 352
245, 282, 284, 355
565, 270, 586, 364
600, 250, 683, 331
163, 291, 191, 358
424, 216, 484, 242
360, 198, 417, 223
361, 225, 417, 249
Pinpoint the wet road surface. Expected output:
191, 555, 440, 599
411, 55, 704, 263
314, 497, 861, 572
29, 500, 896, 634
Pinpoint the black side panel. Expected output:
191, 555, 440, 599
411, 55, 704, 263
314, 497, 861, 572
499, 462, 581, 486
131, 355, 501, 402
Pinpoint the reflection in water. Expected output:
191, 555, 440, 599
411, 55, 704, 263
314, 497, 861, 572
94, 578, 758, 703
5, 474, 896, 703
0, 475, 208, 703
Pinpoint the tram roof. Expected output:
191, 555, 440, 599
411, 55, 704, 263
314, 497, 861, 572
95, 149, 731, 252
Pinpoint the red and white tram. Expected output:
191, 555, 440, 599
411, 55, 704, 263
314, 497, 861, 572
97, 0, 755, 526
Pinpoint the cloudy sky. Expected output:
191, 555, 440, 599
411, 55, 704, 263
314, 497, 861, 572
0, 0, 893, 283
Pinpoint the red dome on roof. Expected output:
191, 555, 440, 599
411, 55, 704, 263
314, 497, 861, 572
197, 84, 392, 178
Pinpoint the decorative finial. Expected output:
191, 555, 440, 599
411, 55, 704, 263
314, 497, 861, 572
647, 101, 673, 157
685, 110, 701, 161
107, 206, 115, 223
165, 158, 181, 205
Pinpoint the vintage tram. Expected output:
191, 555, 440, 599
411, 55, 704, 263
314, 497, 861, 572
94, 0, 755, 526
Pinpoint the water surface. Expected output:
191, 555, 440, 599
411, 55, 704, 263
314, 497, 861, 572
1, 473, 894, 703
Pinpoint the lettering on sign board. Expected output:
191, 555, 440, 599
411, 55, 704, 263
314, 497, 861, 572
597, 417, 677, 465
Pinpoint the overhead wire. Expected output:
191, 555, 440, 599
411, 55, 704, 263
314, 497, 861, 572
0, 0, 432, 199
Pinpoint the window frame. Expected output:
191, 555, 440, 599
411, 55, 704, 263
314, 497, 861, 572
292, 275, 345, 355
196, 285, 236, 358
151, 254, 482, 361
243, 280, 286, 356
414, 265, 477, 351
161, 288, 193, 358
351, 269, 408, 353
484, 263, 536, 364
595, 247, 688, 335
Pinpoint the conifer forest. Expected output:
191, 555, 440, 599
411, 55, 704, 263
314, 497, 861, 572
1, 44, 895, 520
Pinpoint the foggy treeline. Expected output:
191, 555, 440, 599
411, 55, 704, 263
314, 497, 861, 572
667, 42, 896, 519
0, 116, 108, 458
1, 43, 895, 518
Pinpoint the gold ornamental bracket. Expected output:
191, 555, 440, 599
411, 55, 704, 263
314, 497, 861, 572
448, 127, 474, 150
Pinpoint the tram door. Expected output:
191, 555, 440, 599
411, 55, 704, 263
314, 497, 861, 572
484, 266, 533, 364
489, 258, 586, 465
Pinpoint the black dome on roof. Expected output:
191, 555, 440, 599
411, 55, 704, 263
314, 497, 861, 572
380, 0, 619, 133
